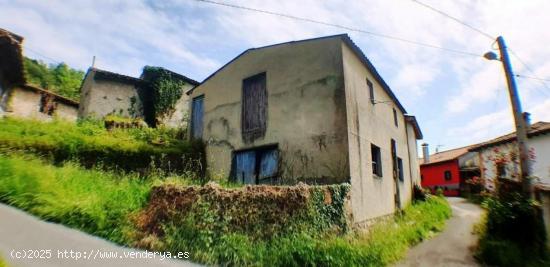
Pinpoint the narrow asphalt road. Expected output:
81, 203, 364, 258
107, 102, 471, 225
396, 197, 484, 267
0, 204, 199, 267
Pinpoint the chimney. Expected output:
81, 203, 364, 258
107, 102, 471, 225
523, 112, 531, 132
422, 143, 429, 164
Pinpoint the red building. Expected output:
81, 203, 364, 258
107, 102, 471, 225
420, 145, 479, 196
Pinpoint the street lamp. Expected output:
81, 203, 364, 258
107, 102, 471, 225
484, 36, 532, 198
483, 51, 499, 61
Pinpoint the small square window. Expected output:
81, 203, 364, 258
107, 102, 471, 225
371, 144, 383, 177
367, 79, 375, 104
444, 170, 452, 181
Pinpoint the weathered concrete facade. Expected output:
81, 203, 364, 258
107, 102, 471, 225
79, 68, 196, 128
0, 28, 78, 122
189, 34, 423, 224
79, 68, 145, 120
3, 85, 78, 122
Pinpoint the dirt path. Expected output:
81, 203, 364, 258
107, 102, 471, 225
396, 197, 484, 267
0, 204, 199, 267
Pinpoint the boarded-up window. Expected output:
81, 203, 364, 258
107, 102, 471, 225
232, 145, 279, 184
242, 72, 267, 143
191, 95, 204, 139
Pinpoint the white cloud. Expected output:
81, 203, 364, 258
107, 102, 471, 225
1, 0, 549, 150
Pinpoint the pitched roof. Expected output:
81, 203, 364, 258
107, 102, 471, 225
186, 34, 408, 113
405, 115, 423, 139
89, 67, 199, 87
469, 121, 550, 151
90, 68, 145, 85
21, 84, 79, 107
141, 66, 199, 86
421, 145, 473, 166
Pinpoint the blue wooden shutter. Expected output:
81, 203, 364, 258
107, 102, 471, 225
235, 151, 257, 184
259, 149, 278, 181
191, 96, 204, 139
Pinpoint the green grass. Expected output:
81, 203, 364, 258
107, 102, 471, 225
0, 117, 204, 175
0, 153, 197, 244
0, 150, 451, 266
157, 195, 451, 266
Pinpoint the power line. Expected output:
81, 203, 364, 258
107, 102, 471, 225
23, 45, 63, 65
410, 0, 549, 98
193, 0, 483, 58
410, 0, 495, 40
508, 48, 550, 97
515, 74, 550, 83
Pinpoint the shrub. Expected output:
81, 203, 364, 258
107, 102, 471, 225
476, 194, 548, 266
136, 183, 450, 266
0, 117, 205, 176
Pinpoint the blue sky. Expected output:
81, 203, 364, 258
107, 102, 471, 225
1, 0, 549, 154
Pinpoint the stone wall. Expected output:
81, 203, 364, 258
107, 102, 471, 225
4, 86, 77, 122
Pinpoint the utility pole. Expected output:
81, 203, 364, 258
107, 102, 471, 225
495, 36, 533, 198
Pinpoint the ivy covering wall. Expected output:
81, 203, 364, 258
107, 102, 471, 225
141, 66, 188, 127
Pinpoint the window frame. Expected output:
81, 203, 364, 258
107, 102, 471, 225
371, 143, 383, 177
231, 144, 279, 185
393, 108, 398, 127
367, 78, 375, 104
241, 72, 267, 143
190, 94, 205, 139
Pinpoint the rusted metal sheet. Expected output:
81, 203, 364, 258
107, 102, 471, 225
242, 72, 267, 143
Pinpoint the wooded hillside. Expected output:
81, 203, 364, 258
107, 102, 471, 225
23, 57, 84, 100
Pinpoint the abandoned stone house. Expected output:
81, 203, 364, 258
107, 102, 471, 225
187, 34, 424, 224
79, 67, 199, 128
0, 28, 78, 122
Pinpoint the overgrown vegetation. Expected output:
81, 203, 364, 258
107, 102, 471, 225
141, 66, 187, 121
23, 57, 84, 100
0, 117, 204, 175
135, 185, 450, 266
475, 193, 548, 267
0, 153, 151, 244
0, 118, 453, 266
0, 145, 451, 266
